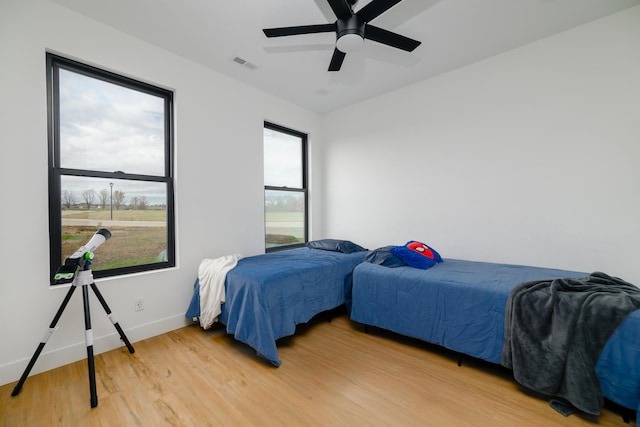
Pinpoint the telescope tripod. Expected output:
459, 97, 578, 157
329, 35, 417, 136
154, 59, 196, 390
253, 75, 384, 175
11, 268, 135, 408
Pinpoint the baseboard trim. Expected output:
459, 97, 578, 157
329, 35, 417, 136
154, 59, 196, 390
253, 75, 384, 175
0, 314, 191, 386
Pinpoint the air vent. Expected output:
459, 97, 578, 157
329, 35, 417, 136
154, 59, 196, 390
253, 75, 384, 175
233, 56, 257, 70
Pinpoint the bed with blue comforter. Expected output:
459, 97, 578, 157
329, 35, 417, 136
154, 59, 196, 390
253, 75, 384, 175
186, 241, 367, 366
350, 258, 640, 424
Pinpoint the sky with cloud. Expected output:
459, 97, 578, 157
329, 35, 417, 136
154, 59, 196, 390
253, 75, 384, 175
57, 68, 304, 207
58, 68, 168, 206
263, 127, 303, 188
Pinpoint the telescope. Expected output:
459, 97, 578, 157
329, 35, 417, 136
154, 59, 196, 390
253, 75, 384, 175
13, 227, 133, 408
54, 228, 111, 284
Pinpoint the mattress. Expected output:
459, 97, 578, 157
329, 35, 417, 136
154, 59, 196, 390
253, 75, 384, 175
350, 259, 640, 420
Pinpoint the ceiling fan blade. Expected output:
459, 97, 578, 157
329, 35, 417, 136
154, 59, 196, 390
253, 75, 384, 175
327, 0, 353, 19
328, 48, 346, 71
364, 24, 421, 51
358, 0, 402, 22
263, 23, 335, 38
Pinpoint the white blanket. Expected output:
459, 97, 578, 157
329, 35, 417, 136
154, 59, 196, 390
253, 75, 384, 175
198, 254, 241, 329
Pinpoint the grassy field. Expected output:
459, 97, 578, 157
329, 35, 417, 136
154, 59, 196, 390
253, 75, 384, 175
265, 211, 303, 222
62, 209, 166, 221
60, 210, 302, 267
61, 225, 167, 270
265, 211, 304, 246
60, 209, 167, 270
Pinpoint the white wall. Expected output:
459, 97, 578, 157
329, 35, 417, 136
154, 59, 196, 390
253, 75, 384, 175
321, 7, 640, 283
0, 0, 321, 385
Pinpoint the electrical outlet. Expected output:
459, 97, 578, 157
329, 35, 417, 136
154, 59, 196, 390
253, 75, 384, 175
134, 298, 144, 312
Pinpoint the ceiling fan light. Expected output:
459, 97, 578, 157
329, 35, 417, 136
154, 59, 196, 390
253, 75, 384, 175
336, 33, 364, 53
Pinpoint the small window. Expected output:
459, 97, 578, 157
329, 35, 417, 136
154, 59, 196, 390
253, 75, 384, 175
264, 122, 308, 251
47, 54, 175, 284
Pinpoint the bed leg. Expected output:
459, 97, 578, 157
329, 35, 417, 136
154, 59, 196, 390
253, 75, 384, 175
364, 325, 369, 334
457, 354, 463, 367
603, 398, 634, 424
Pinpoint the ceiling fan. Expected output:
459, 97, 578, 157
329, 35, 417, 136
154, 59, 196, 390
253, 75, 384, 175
263, 0, 421, 71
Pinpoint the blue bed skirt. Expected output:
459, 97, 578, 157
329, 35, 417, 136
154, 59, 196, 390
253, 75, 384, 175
351, 259, 640, 423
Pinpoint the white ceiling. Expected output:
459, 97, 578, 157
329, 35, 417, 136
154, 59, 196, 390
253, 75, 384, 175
52, 0, 640, 114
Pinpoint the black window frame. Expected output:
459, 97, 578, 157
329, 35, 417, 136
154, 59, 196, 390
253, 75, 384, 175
47, 53, 175, 284
264, 121, 308, 253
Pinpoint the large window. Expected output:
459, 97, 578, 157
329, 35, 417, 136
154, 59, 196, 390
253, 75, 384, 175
47, 54, 175, 284
264, 122, 308, 251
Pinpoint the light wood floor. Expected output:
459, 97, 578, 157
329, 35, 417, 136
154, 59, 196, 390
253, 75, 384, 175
1, 309, 634, 426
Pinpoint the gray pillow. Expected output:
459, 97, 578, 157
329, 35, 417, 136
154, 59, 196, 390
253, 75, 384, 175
306, 239, 367, 254
364, 246, 408, 267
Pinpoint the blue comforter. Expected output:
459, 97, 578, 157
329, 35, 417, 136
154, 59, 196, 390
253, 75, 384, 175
351, 259, 586, 363
186, 247, 366, 366
351, 259, 640, 421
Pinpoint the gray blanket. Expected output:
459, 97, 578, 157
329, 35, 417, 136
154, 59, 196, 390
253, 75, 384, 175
501, 271, 640, 415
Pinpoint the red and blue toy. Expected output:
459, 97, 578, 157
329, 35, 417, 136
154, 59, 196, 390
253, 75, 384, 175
390, 240, 443, 269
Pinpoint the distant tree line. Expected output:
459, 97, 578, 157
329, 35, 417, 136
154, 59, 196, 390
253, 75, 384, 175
62, 189, 151, 210
265, 192, 304, 212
